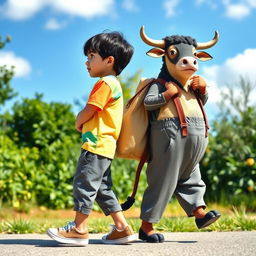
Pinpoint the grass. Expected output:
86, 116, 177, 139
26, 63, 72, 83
0, 202, 255, 234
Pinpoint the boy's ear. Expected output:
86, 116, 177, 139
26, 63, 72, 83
107, 56, 115, 64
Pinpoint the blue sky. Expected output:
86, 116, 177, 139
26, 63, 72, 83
0, 0, 256, 119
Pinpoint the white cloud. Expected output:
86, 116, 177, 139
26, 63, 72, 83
44, 18, 66, 30
163, 0, 180, 17
0, 0, 114, 20
50, 0, 114, 19
222, 0, 256, 20
195, 0, 217, 9
0, 51, 32, 78
225, 3, 251, 19
247, 0, 256, 7
122, 0, 139, 12
201, 48, 256, 103
0, 0, 45, 20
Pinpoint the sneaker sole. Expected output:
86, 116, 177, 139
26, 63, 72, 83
102, 234, 137, 244
47, 229, 89, 245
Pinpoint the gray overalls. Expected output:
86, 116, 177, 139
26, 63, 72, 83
140, 81, 208, 223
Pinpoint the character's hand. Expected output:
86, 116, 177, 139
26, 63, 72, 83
163, 81, 180, 101
190, 75, 207, 95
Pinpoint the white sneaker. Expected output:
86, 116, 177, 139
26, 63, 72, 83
102, 225, 137, 244
47, 221, 89, 245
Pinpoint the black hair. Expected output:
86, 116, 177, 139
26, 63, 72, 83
163, 35, 197, 50
83, 31, 134, 75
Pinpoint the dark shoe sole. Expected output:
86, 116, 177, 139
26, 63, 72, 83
138, 228, 164, 243
196, 210, 221, 229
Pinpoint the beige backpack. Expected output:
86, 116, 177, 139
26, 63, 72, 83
115, 77, 154, 161
115, 77, 166, 210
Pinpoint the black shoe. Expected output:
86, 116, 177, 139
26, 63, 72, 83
195, 210, 221, 229
138, 228, 165, 243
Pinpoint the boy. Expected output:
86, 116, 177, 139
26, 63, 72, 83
47, 31, 135, 245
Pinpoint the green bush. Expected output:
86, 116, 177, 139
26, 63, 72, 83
0, 94, 81, 209
201, 78, 256, 208
112, 158, 147, 207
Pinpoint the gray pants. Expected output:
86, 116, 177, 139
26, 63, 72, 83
73, 149, 122, 216
140, 117, 208, 223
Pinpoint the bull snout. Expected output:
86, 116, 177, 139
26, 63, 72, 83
177, 57, 198, 72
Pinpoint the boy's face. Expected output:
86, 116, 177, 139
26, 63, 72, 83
85, 51, 115, 77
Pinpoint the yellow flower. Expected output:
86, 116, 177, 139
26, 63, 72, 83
246, 158, 255, 166
247, 186, 254, 192
13, 200, 20, 208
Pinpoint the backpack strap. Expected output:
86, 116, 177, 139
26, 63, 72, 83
121, 78, 162, 211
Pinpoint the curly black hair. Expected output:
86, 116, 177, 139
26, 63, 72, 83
163, 35, 197, 50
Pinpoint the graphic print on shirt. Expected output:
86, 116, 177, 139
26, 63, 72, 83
82, 131, 98, 148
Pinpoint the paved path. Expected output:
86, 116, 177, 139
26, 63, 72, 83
0, 232, 255, 256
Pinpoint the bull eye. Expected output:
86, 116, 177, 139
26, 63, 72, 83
170, 49, 176, 55
168, 48, 177, 59
194, 52, 197, 57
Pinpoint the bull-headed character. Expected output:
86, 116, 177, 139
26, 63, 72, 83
135, 27, 221, 243
140, 25, 218, 88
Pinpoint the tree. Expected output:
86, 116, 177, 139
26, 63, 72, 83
201, 77, 256, 209
0, 36, 17, 107
119, 69, 142, 103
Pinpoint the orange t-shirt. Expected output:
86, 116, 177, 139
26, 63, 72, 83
81, 76, 123, 159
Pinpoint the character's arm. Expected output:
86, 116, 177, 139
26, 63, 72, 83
190, 75, 208, 105
144, 83, 166, 111
144, 82, 179, 111
197, 92, 208, 105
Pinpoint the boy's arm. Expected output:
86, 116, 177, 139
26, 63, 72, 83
75, 104, 99, 132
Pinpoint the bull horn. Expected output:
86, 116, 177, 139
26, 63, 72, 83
196, 31, 219, 50
140, 26, 165, 48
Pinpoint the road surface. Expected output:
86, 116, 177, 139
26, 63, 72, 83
0, 231, 255, 256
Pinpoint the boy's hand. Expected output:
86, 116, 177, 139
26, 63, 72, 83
190, 75, 207, 95
75, 104, 98, 133
75, 122, 83, 132
163, 82, 180, 101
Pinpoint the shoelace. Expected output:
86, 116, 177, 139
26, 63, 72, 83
61, 221, 76, 232
106, 224, 117, 235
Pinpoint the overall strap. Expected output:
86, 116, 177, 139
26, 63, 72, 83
195, 95, 209, 137
173, 96, 188, 136
156, 78, 188, 137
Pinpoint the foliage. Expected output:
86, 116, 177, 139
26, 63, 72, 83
0, 94, 80, 209
112, 158, 147, 208
0, 36, 17, 107
119, 69, 142, 104
201, 77, 256, 208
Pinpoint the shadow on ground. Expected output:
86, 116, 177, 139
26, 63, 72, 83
0, 238, 197, 247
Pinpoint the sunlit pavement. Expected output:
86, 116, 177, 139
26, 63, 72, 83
0, 232, 255, 256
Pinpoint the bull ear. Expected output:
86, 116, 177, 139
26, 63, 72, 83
146, 48, 165, 58
196, 51, 213, 61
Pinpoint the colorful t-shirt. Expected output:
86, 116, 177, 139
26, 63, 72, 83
81, 76, 123, 159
